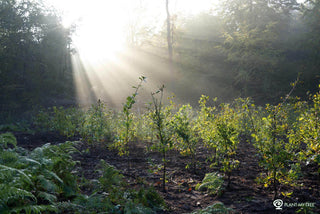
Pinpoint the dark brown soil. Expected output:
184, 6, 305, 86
14, 132, 320, 214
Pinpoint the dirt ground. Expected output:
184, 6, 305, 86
14, 132, 320, 214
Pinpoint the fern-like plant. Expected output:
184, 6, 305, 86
0, 133, 17, 150
0, 133, 81, 213
195, 172, 224, 195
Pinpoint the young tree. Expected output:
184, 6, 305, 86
150, 86, 174, 192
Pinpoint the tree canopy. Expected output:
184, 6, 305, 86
1, 0, 320, 121
0, 0, 74, 121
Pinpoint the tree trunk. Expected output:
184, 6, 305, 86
165, 0, 173, 66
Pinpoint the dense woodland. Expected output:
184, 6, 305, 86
1, 0, 320, 213
1, 0, 320, 121
0, 0, 74, 122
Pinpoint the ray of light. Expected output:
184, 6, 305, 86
57, 0, 218, 107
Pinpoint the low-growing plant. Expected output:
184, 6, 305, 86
31, 141, 80, 199
77, 159, 166, 214
0, 121, 32, 133
170, 104, 199, 173
34, 106, 84, 138
0, 133, 80, 213
51, 106, 79, 137
195, 172, 224, 195
0, 132, 17, 149
80, 100, 113, 147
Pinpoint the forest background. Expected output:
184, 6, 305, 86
1, 0, 320, 122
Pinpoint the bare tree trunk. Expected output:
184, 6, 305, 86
165, 0, 173, 66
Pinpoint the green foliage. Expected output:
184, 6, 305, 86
97, 159, 125, 198
51, 106, 82, 137
197, 96, 240, 185
30, 141, 80, 199
33, 108, 52, 132
132, 110, 155, 144
296, 205, 318, 214
72, 159, 165, 214
190, 202, 233, 214
149, 86, 174, 192
289, 87, 320, 171
0, 133, 17, 150
195, 172, 224, 196
252, 103, 301, 198
81, 100, 113, 146
213, 103, 240, 176
34, 106, 84, 138
34, 102, 115, 147
0, 0, 75, 120
113, 76, 146, 156
171, 104, 199, 171
232, 97, 258, 136
196, 95, 217, 153
0, 136, 80, 213
0, 132, 166, 214
0, 122, 32, 133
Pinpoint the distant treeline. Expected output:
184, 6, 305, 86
170, 0, 320, 104
1, 0, 320, 122
0, 0, 75, 121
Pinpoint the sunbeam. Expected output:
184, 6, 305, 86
45, 0, 217, 106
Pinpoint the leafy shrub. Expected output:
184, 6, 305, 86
133, 110, 155, 144
170, 104, 199, 172
80, 100, 113, 146
34, 106, 84, 138
197, 96, 240, 186
289, 88, 320, 173
0, 122, 31, 133
34, 102, 114, 147
0, 132, 17, 149
195, 172, 224, 195
252, 104, 301, 199
212, 103, 240, 185
73, 159, 165, 214
232, 97, 258, 137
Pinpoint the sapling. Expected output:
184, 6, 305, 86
252, 104, 301, 199
213, 103, 240, 187
251, 79, 304, 199
81, 100, 111, 147
150, 85, 173, 192
289, 86, 320, 178
196, 96, 240, 186
170, 104, 199, 173
196, 95, 217, 162
113, 76, 146, 164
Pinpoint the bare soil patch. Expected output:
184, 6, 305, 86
14, 132, 320, 213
